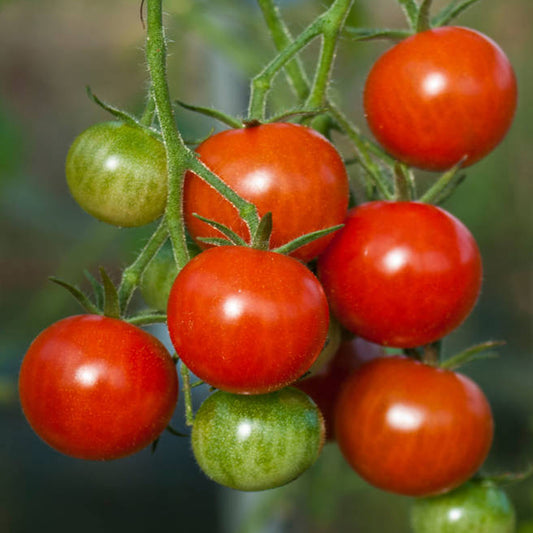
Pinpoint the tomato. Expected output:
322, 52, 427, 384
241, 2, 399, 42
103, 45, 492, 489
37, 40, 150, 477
140, 245, 179, 311
317, 201, 482, 348
18, 315, 178, 460
364, 26, 517, 171
167, 246, 329, 394
295, 337, 384, 440
191, 388, 325, 491
66, 121, 168, 227
411, 480, 516, 533
334, 356, 494, 497
183, 122, 349, 262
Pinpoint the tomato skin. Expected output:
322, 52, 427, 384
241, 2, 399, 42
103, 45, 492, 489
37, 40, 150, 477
167, 246, 330, 394
295, 337, 384, 440
334, 356, 494, 497
183, 123, 349, 262
191, 388, 325, 491
18, 315, 178, 460
411, 481, 516, 533
317, 201, 483, 348
66, 121, 168, 227
364, 26, 517, 171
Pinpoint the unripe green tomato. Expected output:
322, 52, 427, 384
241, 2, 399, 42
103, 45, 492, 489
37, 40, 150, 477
191, 388, 325, 491
140, 246, 178, 311
66, 121, 167, 227
411, 481, 516, 533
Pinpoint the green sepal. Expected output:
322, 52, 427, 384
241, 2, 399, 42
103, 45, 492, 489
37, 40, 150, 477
432, 0, 482, 27
196, 237, 236, 247
415, 0, 433, 32
192, 213, 248, 246
126, 313, 167, 326
84, 270, 104, 310
393, 163, 416, 201
251, 212, 273, 251
272, 224, 344, 256
344, 27, 412, 41
175, 100, 242, 129
478, 465, 533, 487
99, 267, 121, 319
267, 107, 330, 124
398, 0, 421, 30
165, 425, 189, 438
48, 277, 102, 315
418, 157, 467, 204
440, 340, 505, 371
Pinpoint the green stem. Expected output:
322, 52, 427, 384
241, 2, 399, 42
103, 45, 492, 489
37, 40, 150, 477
117, 219, 168, 313
256, 0, 310, 102
180, 362, 195, 426
140, 88, 157, 127
146, 0, 190, 270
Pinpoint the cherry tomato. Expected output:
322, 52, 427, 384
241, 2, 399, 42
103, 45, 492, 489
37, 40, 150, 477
191, 388, 325, 491
167, 246, 329, 394
317, 201, 482, 348
19, 315, 178, 460
411, 480, 516, 533
364, 26, 517, 171
295, 337, 384, 440
334, 356, 494, 497
183, 122, 349, 262
66, 121, 168, 227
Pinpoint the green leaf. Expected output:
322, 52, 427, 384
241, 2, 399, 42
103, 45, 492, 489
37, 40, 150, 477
49, 277, 101, 315
84, 270, 104, 309
99, 267, 121, 319
432, 0, 482, 27
192, 213, 248, 246
272, 225, 343, 255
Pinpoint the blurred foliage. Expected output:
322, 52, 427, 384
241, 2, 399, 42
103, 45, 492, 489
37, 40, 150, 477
0, 0, 531, 532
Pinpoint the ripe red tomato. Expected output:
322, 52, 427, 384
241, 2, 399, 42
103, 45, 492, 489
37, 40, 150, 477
295, 337, 384, 440
317, 201, 483, 348
167, 246, 330, 394
19, 315, 178, 460
334, 356, 494, 497
364, 26, 517, 171
66, 121, 168, 226
183, 122, 349, 262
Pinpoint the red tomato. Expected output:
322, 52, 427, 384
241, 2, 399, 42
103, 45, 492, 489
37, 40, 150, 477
317, 201, 482, 348
364, 26, 517, 171
166, 246, 330, 394
18, 315, 178, 460
295, 337, 384, 440
183, 123, 349, 262
334, 356, 494, 497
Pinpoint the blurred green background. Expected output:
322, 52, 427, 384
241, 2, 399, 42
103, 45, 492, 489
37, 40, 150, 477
0, 0, 531, 531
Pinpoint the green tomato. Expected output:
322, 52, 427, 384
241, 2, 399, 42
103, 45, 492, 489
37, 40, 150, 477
140, 245, 178, 311
66, 121, 167, 227
191, 388, 325, 491
411, 481, 516, 533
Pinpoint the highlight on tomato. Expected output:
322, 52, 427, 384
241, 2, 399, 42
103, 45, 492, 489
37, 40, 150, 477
364, 26, 517, 171
317, 201, 483, 348
191, 388, 325, 491
334, 356, 494, 497
183, 122, 349, 262
167, 246, 330, 394
18, 315, 179, 460
66, 121, 168, 227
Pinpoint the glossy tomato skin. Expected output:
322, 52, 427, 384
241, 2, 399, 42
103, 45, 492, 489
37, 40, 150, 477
19, 315, 178, 460
334, 356, 494, 497
167, 246, 330, 394
191, 388, 325, 491
66, 121, 168, 227
295, 337, 384, 440
364, 26, 517, 171
411, 481, 516, 533
183, 123, 349, 262
317, 201, 483, 348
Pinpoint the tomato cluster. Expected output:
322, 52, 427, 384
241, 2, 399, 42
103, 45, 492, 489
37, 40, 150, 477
18, 6, 520, 526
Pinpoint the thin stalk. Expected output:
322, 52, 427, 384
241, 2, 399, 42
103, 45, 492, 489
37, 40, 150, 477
146, 0, 190, 269
140, 89, 157, 126
117, 218, 168, 313
180, 362, 195, 426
